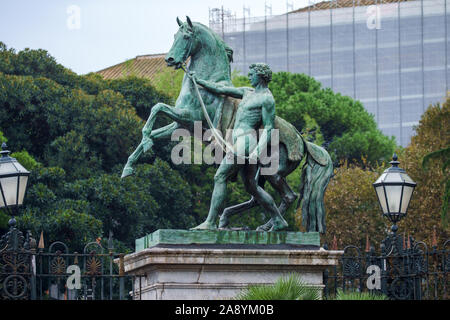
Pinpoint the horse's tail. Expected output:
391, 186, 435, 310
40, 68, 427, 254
298, 142, 333, 234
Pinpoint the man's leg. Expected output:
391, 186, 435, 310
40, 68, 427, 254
191, 154, 239, 230
242, 164, 288, 231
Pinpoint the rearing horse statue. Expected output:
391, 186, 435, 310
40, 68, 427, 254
121, 16, 232, 178
121, 16, 333, 233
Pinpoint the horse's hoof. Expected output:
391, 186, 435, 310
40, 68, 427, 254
218, 215, 229, 228
269, 217, 288, 232
190, 221, 216, 230
121, 167, 134, 178
256, 219, 273, 232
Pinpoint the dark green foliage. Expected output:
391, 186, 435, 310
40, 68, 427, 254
60, 160, 194, 249
106, 76, 172, 120
10, 150, 39, 170
0, 43, 199, 251
422, 147, 450, 227
14, 159, 195, 251
20, 206, 103, 252
0, 43, 77, 86
235, 274, 321, 300
16, 166, 104, 250
0, 70, 144, 174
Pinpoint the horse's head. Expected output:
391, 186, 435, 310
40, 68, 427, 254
166, 16, 196, 69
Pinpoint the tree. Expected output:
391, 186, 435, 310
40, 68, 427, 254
318, 99, 449, 249
16, 160, 196, 251
0, 43, 197, 251
17, 165, 104, 250
320, 161, 386, 249
422, 146, 449, 227
106, 76, 172, 120
0, 72, 144, 177
61, 160, 195, 248
152, 67, 184, 103
399, 98, 449, 245
0, 130, 6, 144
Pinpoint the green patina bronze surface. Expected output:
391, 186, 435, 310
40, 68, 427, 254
122, 16, 334, 234
135, 229, 320, 252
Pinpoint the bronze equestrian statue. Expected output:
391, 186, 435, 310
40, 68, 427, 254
121, 17, 333, 233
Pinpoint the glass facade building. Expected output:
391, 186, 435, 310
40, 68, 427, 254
210, 0, 449, 146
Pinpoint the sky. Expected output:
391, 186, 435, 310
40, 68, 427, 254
0, 0, 311, 75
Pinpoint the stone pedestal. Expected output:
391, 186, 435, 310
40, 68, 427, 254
123, 229, 342, 300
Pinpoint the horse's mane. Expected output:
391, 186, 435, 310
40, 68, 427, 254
194, 22, 234, 63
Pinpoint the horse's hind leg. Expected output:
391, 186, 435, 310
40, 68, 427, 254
256, 145, 300, 231
255, 172, 298, 231
267, 170, 299, 215
218, 197, 257, 228
218, 176, 265, 228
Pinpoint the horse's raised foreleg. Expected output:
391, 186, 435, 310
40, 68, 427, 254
122, 102, 195, 178
122, 143, 144, 178
121, 121, 180, 178
142, 103, 192, 140
149, 121, 180, 140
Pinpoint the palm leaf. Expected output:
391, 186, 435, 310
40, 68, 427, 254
334, 289, 388, 300
235, 274, 321, 300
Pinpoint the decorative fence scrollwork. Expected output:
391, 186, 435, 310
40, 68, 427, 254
0, 228, 34, 300
324, 235, 449, 300
0, 228, 144, 300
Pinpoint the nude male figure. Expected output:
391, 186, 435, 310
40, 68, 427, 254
191, 63, 288, 231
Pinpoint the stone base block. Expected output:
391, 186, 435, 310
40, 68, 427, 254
135, 229, 320, 252
124, 244, 342, 300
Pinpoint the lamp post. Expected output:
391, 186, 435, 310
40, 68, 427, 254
372, 153, 420, 299
373, 153, 416, 235
0, 143, 30, 230
0, 143, 34, 300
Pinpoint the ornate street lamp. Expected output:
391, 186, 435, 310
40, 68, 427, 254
372, 154, 420, 299
0, 143, 33, 300
373, 153, 416, 235
0, 143, 30, 228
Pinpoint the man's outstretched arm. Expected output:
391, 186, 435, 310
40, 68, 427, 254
193, 76, 245, 99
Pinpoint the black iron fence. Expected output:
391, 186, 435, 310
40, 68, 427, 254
323, 233, 449, 300
2, 225, 448, 300
0, 227, 144, 300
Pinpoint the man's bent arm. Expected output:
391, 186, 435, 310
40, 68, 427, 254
250, 97, 275, 160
